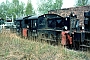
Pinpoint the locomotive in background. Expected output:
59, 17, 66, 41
0, 16, 15, 30
12, 11, 90, 50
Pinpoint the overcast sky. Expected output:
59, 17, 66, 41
0, 0, 76, 9
62, 0, 76, 8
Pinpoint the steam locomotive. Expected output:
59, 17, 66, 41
12, 11, 90, 50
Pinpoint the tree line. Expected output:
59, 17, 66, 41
0, 0, 34, 20
0, 0, 89, 20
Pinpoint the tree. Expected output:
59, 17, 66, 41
53, 0, 63, 9
17, 2, 25, 17
0, 2, 9, 19
9, 0, 25, 19
76, 0, 89, 6
0, 0, 35, 19
12, 0, 19, 17
37, 0, 63, 14
25, 0, 34, 16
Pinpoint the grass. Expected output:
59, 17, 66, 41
0, 30, 90, 60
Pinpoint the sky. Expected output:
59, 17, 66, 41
0, 0, 76, 9
62, 0, 76, 8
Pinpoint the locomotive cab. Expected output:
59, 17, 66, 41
15, 17, 25, 36
21, 16, 38, 39
27, 16, 38, 39
27, 16, 38, 30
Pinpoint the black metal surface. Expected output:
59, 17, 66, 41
84, 11, 90, 32
84, 11, 90, 17
38, 14, 63, 29
74, 32, 85, 42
